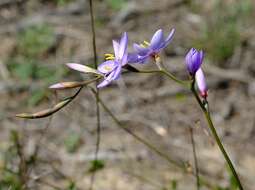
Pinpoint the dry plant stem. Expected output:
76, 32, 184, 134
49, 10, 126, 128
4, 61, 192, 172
190, 80, 244, 190
88, 0, 101, 190
189, 127, 200, 190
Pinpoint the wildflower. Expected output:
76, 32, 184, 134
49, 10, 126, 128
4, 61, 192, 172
66, 32, 128, 88
133, 28, 175, 63
195, 68, 208, 98
185, 48, 204, 76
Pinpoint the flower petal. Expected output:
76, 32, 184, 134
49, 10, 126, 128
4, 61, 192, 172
133, 43, 150, 56
97, 60, 117, 74
191, 50, 203, 73
97, 71, 115, 88
97, 79, 111, 88
117, 32, 128, 59
121, 53, 128, 66
161, 28, 175, 48
112, 64, 122, 80
112, 40, 119, 57
66, 63, 101, 75
150, 29, 164, 50
195, 68, 207, 97
127, 53, 139, 63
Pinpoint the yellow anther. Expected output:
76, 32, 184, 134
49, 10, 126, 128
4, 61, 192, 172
104, 53, 115, 60
104, 53, 114, 57
105, 56, 115, 60
143, 40, 150, 46
140, 43, 146, 48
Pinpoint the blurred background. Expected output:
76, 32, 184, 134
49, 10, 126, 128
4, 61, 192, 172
0, 0, 255, 189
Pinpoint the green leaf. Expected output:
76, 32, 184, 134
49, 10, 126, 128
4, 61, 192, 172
88, 159, 105, 173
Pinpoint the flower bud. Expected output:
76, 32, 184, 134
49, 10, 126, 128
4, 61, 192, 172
185, 48, 204, 76
195, 68, 208, 98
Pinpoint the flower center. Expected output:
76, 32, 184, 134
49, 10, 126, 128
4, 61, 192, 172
103, 65, 114, 71
105, 53, 115, 60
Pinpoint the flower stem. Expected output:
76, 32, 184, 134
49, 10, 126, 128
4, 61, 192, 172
137, 69, 190, 86
191, 81, 244, 190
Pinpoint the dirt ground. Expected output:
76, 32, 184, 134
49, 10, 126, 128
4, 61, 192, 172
0, 0, 255, 189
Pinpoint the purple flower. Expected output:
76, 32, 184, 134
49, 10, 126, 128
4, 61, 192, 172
66, 32, 128, 88
132, 28, 175, 63
195, 68, 208, 98
185, 48, 204, 76
96, 32, 128, 88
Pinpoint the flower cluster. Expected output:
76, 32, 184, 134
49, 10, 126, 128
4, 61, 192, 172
50, 28, 208, 98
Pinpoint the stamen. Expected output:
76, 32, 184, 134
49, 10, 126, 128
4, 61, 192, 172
104, 53, 114, 57
143, 41, 150, 46
104, 53, 115, 60
140, 43, 146, 48
105, 56, 115, 60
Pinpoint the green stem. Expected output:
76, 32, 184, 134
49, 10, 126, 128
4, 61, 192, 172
137, 69, 191, 87
191, 81, 244, 190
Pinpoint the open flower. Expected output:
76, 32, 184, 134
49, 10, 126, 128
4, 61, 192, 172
65, 32, 128, 88
195, 68, 208, 98
132, 28, 175, 63
185, 48, 204, 76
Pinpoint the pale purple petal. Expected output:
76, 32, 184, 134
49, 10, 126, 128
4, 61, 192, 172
121, 53, 128, 66
112, 40, 119, 57
133, 43, 150, 56
111, 64, 122, 80
150, 29, 164, 50
97, 71, 115, 88
117, 32, 128, 59
127, 53, 139, 63
137, 55, 149, 64
97, 60, 117, 74
161, 28, 175, 48
66, 63, 100, 74
97, 79, 111, 88
195, 68, 208, 97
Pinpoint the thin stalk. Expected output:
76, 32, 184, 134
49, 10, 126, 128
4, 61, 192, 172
191, 81, 244, 190
88, 0, 101, 190
161, 69, 190, 87
137, 69, 190, 87
189, 127, 200, 190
